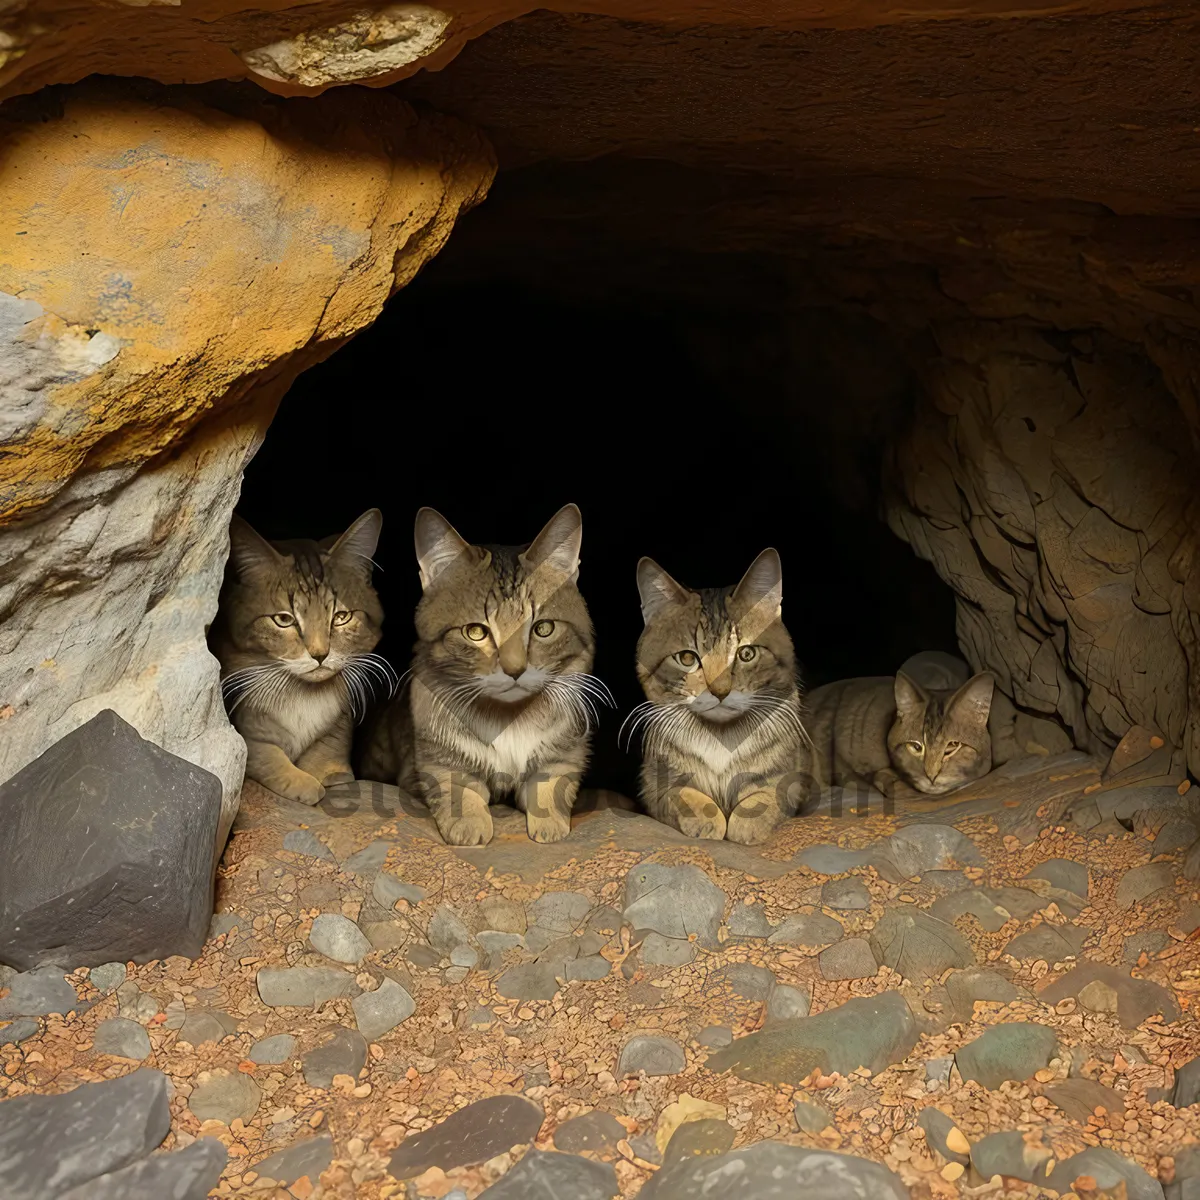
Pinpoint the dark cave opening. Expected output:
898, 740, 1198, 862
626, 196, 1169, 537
236, 218, 959, 799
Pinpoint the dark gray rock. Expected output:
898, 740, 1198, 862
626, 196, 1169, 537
796, 846, 876, 875
58, 1138, 226, 1200
309, 913, 372, 965
821, 878, 871, 910
1167, 1055, 1200, 1108
208, 913, 241, 940
1047, 1147, 1165, 1200
249, 1034, 296, 1065
623, 863, 725, 948
256, 966, 358, 1007
301, 1026, 367, 1088
0, 1016, 38, 1045
352, 978, 415, 1040
767, 985, 811, 1022
566, 955, 612, 981
868, 906, 974, 982
187, 1069, 260, 1125
794, 1100, 834, 1134
925, 1056, 953, 1085
697, 1025, 732, 1049
945, 967, 1023, 1020
1026, 858, 1089, 899
641, 932, 695, 967
768, 912, 843, 947
1044, 1078, 1126, 1123
917, 1108, 969, 1164
638, 1142, 908, 1199
390, 1094, 544, 1177
663, 1119, 735, 1163
477, 1149, 618, 1199
116, 981, 161, 1024
820, 938, 877, 981
405, 943, 440, 969
884, 825, 982, 876
629, 1134, 663, 1166
1004, 923, 1090, 961
718, 962, 776, 1002
0, 711, 221, 970
705, 992, 917, 1085
931, 886, 1043, 932
617, 1034, 686, 1077
1124, 931, 1172, 962
1116, 863, 1176, 909
1039, 961, 1180, 1028
955, 1023, 1057, 1089
341, 840, 390, 875
970, 1130, 1054, 1184
0, 968, 80, 1018
253, 1134, 333, 1186
282, 830, 335, 861
372, 871, 424, 909
0, 1068, 171, 1200
94, 1017, 151, 1060
553, 1110, 626, 1154
727, 902, 774, 938
477, 930, 523, 957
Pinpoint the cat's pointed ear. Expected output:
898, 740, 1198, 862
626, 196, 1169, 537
228, 515, 282, 579
414, 507, 471, 590
949, 672, 995, 724
329, 509, 382, 572
636, 557, 690, 622
520, 503, 582, 581
732, 548, 783, 629
894, 670, 928, 715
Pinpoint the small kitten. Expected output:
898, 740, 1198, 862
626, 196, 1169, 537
360, 504, 605, 846
805, 667, 995, 798
211, 510, 386, 805
629, 549, 810, 845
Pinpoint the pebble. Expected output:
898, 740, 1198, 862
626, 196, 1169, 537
955, 1022, 1057, 1090
257, 967, 359, 1007
178, 1009, 238, 1047
1115, 862, 1175, 909
719, 962, 776, 1002
529, 891, 592, 934
341, 839, 390, 875
884, 824, 982, 875
663, 1119, 735, 1164
477, 930, 523, 957
1043, 1077, 1125, 1123
1040, 960, 1179, 1027
249, 1034, 297, 1065
253, 1134, 333, 1187
1047, 1147, 1164, 1200
496, 961, 560, 1002
115, 981, 160, 1025
727, 903, 774, 938
796, 845, 876, 875
917, 1108, 969, 1164
405, 944, 440, 969
302, 1026, 367, 1088
868, 906, 974, 982
1003, 923, 1089, 961
1025, 858, 1089, 898
566, 955, 612, 981
970, 1131, 1053, 1184
925, 1056, 953, 1086
553, 1110, 627, 1154
188, 1069, 261, 1125
794, 1100, 833, 1134
617, 1034, 686, 1077
475, 1149, 617, 1199
389, 1094, 544, 1177
88, 963, 127, 994
372, 871, 425, 909
944, 967, 1021, 1021
819, 938, 877, 981
308, 913, 372, 965
821, 877, 871, 910
0, 969, 80, 1018
766, 985, 810, 1022
428, 906, 473, 955
450, 944, 479, 969
93, 1017, 151, 1060
282, 830, 335, 861
623, 862, 725, 947
352, 978, 415, 1040
768, 912, 843, 947
642, 932, 696, 966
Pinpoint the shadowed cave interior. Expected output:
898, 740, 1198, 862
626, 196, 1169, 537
235, 204, 960, 800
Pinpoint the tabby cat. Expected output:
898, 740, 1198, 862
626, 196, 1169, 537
629, 549, 810, 845
805, 662, 995, 798
212, 510, 387, 805
360, 504, 605, 846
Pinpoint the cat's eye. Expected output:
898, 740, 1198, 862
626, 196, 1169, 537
464, 623, 489, 642
906, 740, 924, 754
332, 610, 353, 627
944, 740, 962, 756
737, 645, 758, 663
533, 620, 555, 638
272, 613, 297, 628
676, 650, 699, 669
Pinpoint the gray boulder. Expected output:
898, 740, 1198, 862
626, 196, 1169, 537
0, 711, 220, 970
623, 863, 725, 947
59, 1138, 226, 1200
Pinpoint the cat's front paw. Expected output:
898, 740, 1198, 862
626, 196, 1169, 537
526, 810, 571, 843
726, 795, 780, 846
674, 787, 727, 840
275, 770, 326, 806
320, 769, 355, 787
436, 806, 494, 846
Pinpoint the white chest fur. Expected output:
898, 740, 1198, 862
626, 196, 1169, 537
271, 683, 346, 759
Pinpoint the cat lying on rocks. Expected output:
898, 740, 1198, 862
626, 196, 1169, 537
212, 510, 388, 805
627, 549, 812, 845
805, 654, 995, 799
360, 504, 608, 846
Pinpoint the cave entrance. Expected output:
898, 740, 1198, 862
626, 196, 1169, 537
235, 183, 958, 799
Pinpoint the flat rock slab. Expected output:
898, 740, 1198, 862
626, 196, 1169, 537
1026, 858, 1089, 899
389, 1094, 544, 1178
868, 906, 974, 982
93, 1017, 151, 1060
477, 1149, 619, 1198
970, 1130, 1054, 1184
249, 1034, 296, 1065
0, 710, 220, 970
884, 825, 983, 875
0, 968, 80, 1018
618, 1034, 686, 1077
1044, 1078, 1126, 1123
945, 968, 1024, 1020
821, 878, 871, 910
253, 1134, 333, 1187
352, 978, 415, 1040
428, 905, 473, 954
664, 1119, 735, 1163
715, 962, 775, 1002
496, 961, 561, 1002
794, 1101, 835, 1134
705, 992, 917, 1085
0, 1068, 171, 1200
638, 1142, 909, 1199
642, 932, 696, 966
373, 871, 425, 908
177, 1009, 238, 1047
529, 891, 593, 933
767, 984, 811, 1021
955, 1022, 1057, 1089
302, 1026, 367, 1089
768, 912, 843, 947
819, 938, 877, 981
282, 831, 335, 862
1116, 862, 1177, 909
0, 1016, 39, 1045
1047, 1146, 1165, 1200
309, 913, 372, 964
623, 863, 725, 947
188, 1069, 261, 1125
1039, 961, 1180, 1028
58, 1137, 226, 1200
341, 840, 390, 875
1004, 923, 1090, 961
257, 966, 359, 1007
553, 1110, 627, 1154
728, 902, 774, 938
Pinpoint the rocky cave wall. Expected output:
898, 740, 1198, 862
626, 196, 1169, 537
0, 79, 494, 844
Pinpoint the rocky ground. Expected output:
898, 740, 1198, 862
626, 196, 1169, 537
3, 737, 1200, 1199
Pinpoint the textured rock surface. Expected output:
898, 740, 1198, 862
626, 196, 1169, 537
57, 1138, 226, 1200
0, 711, 220, 970
0, 78, 493, 846
389, 1094, 544, 1177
